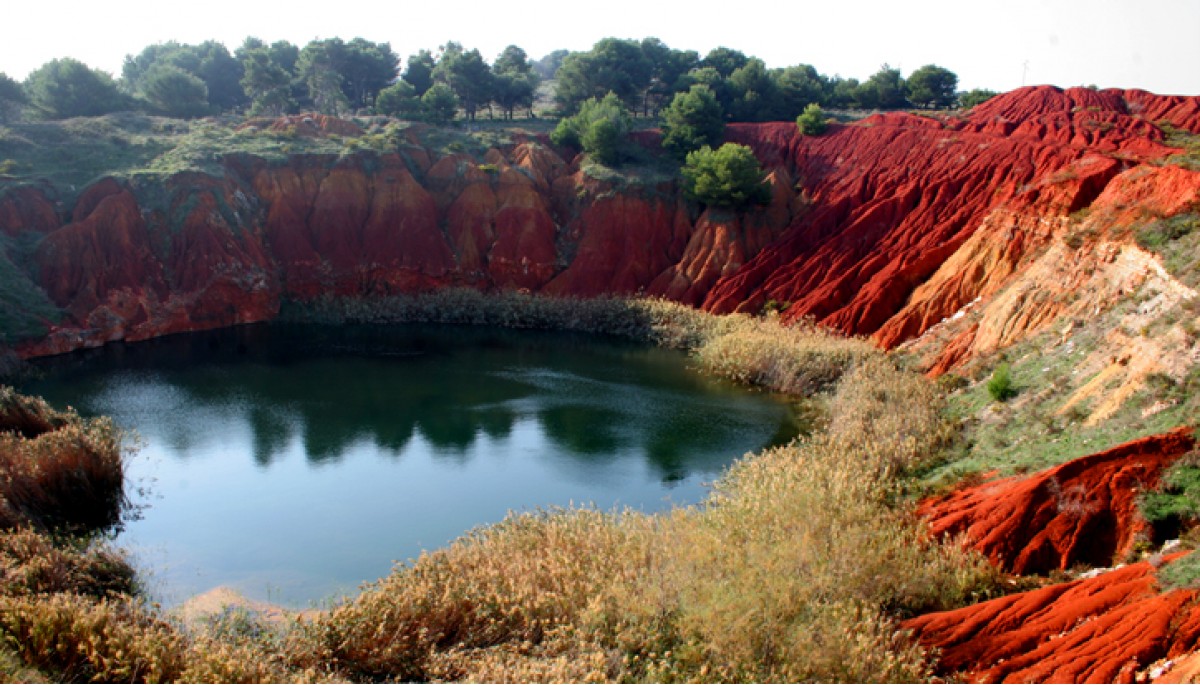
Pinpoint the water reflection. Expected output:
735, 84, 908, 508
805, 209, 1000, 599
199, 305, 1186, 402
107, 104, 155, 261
33, 323, 798, 480
22, 323, 801, 606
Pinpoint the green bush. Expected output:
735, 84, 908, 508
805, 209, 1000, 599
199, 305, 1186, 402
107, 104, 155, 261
550, 92, 630, 165
661, 84, 725, 158
1141, 452, 1200, 537
795, 103, 828, 136
1157, 551, 1200, 590
986, 363, 1016, 402
681, 143, 771, 209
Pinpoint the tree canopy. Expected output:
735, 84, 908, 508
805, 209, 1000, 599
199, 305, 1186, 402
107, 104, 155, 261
296, 38, 398, 113
433, 42, 494, 121
18, 35, 978, 124
550, 92, 631, 166
420, 83, 459, 124
238, 46, 294, 116
681, 143, 772, 209
661, 84, 725, 158
24, 58, 127, 119
142, 64, 209, 118
959, 88, 999, 109
375, 80, 421, 119
0, 73, 27, 122
906, 64, 958, 109
122, 41, 245, 112
492, 45, 539, 120
554, 38, 652, 114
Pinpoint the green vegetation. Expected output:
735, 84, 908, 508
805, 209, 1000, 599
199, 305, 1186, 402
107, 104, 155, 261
23, 59, 129, 120
0, 242, 60, 344
795, 102, 828, 136
0, 74, 27, 124
550, 92, 631, 165
140, 64, 210, 118
419, 83, 460, 125
906, 64, 959, 109
1157, 552, 1200, 590
123, 40, 246, 113
681, 143, 771, 209
4, 33, 966, 130
986, 362, 1017, 401
373, 80, 421, 119
660, 84, 724, 158
1136, 212, 1200, 288
1141, 451, 1200, 537
1160, 124, 1200, 171
926, 276, 1200, 486
959, 88, 998, 109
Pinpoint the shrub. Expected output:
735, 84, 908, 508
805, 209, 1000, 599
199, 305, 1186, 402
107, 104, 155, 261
1141, 451, 1200, 539
0, 387, 126, 532
0, 529, 133, 599
23, 58, 128, 119
681, 143, 772, 209
1157, 551, 1200, 591
693, 316, 874, 395
0, 593, 186, 683
986, 363, 1017, 402
550, 92, 630, 165
661, 84, 725, 158
795, 103, 828, 136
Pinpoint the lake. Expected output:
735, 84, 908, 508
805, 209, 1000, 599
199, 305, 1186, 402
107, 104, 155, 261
21, 323, 798, 608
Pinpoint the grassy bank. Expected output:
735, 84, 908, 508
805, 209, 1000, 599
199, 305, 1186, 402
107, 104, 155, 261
0, 294, 999, 683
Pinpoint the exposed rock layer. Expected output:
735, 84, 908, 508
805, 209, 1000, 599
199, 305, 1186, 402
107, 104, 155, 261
920, 428, 1195, 575
1, 86, 1197, 359
909, 428, 1200, 682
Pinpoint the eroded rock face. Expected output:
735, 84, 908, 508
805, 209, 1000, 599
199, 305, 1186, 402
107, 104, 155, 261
2, 87, 1197, 359
906, 428, 1200, 683
904, 558, 1200, 683
920, 428, 1196, 575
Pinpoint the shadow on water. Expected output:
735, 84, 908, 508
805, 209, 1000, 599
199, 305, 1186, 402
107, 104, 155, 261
28, 323, 803, 482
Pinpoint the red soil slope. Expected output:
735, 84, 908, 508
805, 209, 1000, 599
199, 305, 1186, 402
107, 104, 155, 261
904, 559, 1200, 683
2, 86, 1197, 357
920, 428, 1196, 575
908, 429, 1200, 682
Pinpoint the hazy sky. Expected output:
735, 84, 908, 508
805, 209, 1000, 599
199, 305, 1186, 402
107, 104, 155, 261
4, 0, 1198, 95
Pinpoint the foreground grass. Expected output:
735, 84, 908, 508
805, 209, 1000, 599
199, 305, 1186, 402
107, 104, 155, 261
0, 296, 1000, 682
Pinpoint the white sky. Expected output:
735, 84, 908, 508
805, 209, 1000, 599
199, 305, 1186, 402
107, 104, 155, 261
3, 0, 1198, 95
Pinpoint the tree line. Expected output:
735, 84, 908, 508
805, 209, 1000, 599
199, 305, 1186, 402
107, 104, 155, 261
0, 36, 997, 125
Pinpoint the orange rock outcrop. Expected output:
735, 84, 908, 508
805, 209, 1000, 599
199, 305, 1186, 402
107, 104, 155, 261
908, 428, 1199, 682
920, 428, 1195, 575
905, 558, 1200, 683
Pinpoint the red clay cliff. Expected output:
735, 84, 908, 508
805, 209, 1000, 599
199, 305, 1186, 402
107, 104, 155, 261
1, 86, 1197, 361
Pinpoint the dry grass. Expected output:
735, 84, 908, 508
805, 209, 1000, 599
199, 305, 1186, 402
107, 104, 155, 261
0, 300, 1000, 682
284, 350, 998, 683
0, 387, 126, 533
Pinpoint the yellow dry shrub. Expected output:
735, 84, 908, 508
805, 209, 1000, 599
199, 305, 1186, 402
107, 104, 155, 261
693, 316, 876, 395
289, 351, 999, 683
0, 528, 133, 599
0, 593, 186, 683
0, 390, 125, 533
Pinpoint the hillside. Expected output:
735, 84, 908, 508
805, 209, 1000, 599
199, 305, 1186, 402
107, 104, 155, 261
0, 88, 1195, 367
1, 85, 1199, 682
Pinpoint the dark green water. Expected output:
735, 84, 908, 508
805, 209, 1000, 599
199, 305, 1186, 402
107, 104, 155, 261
22, 324, 798, 608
